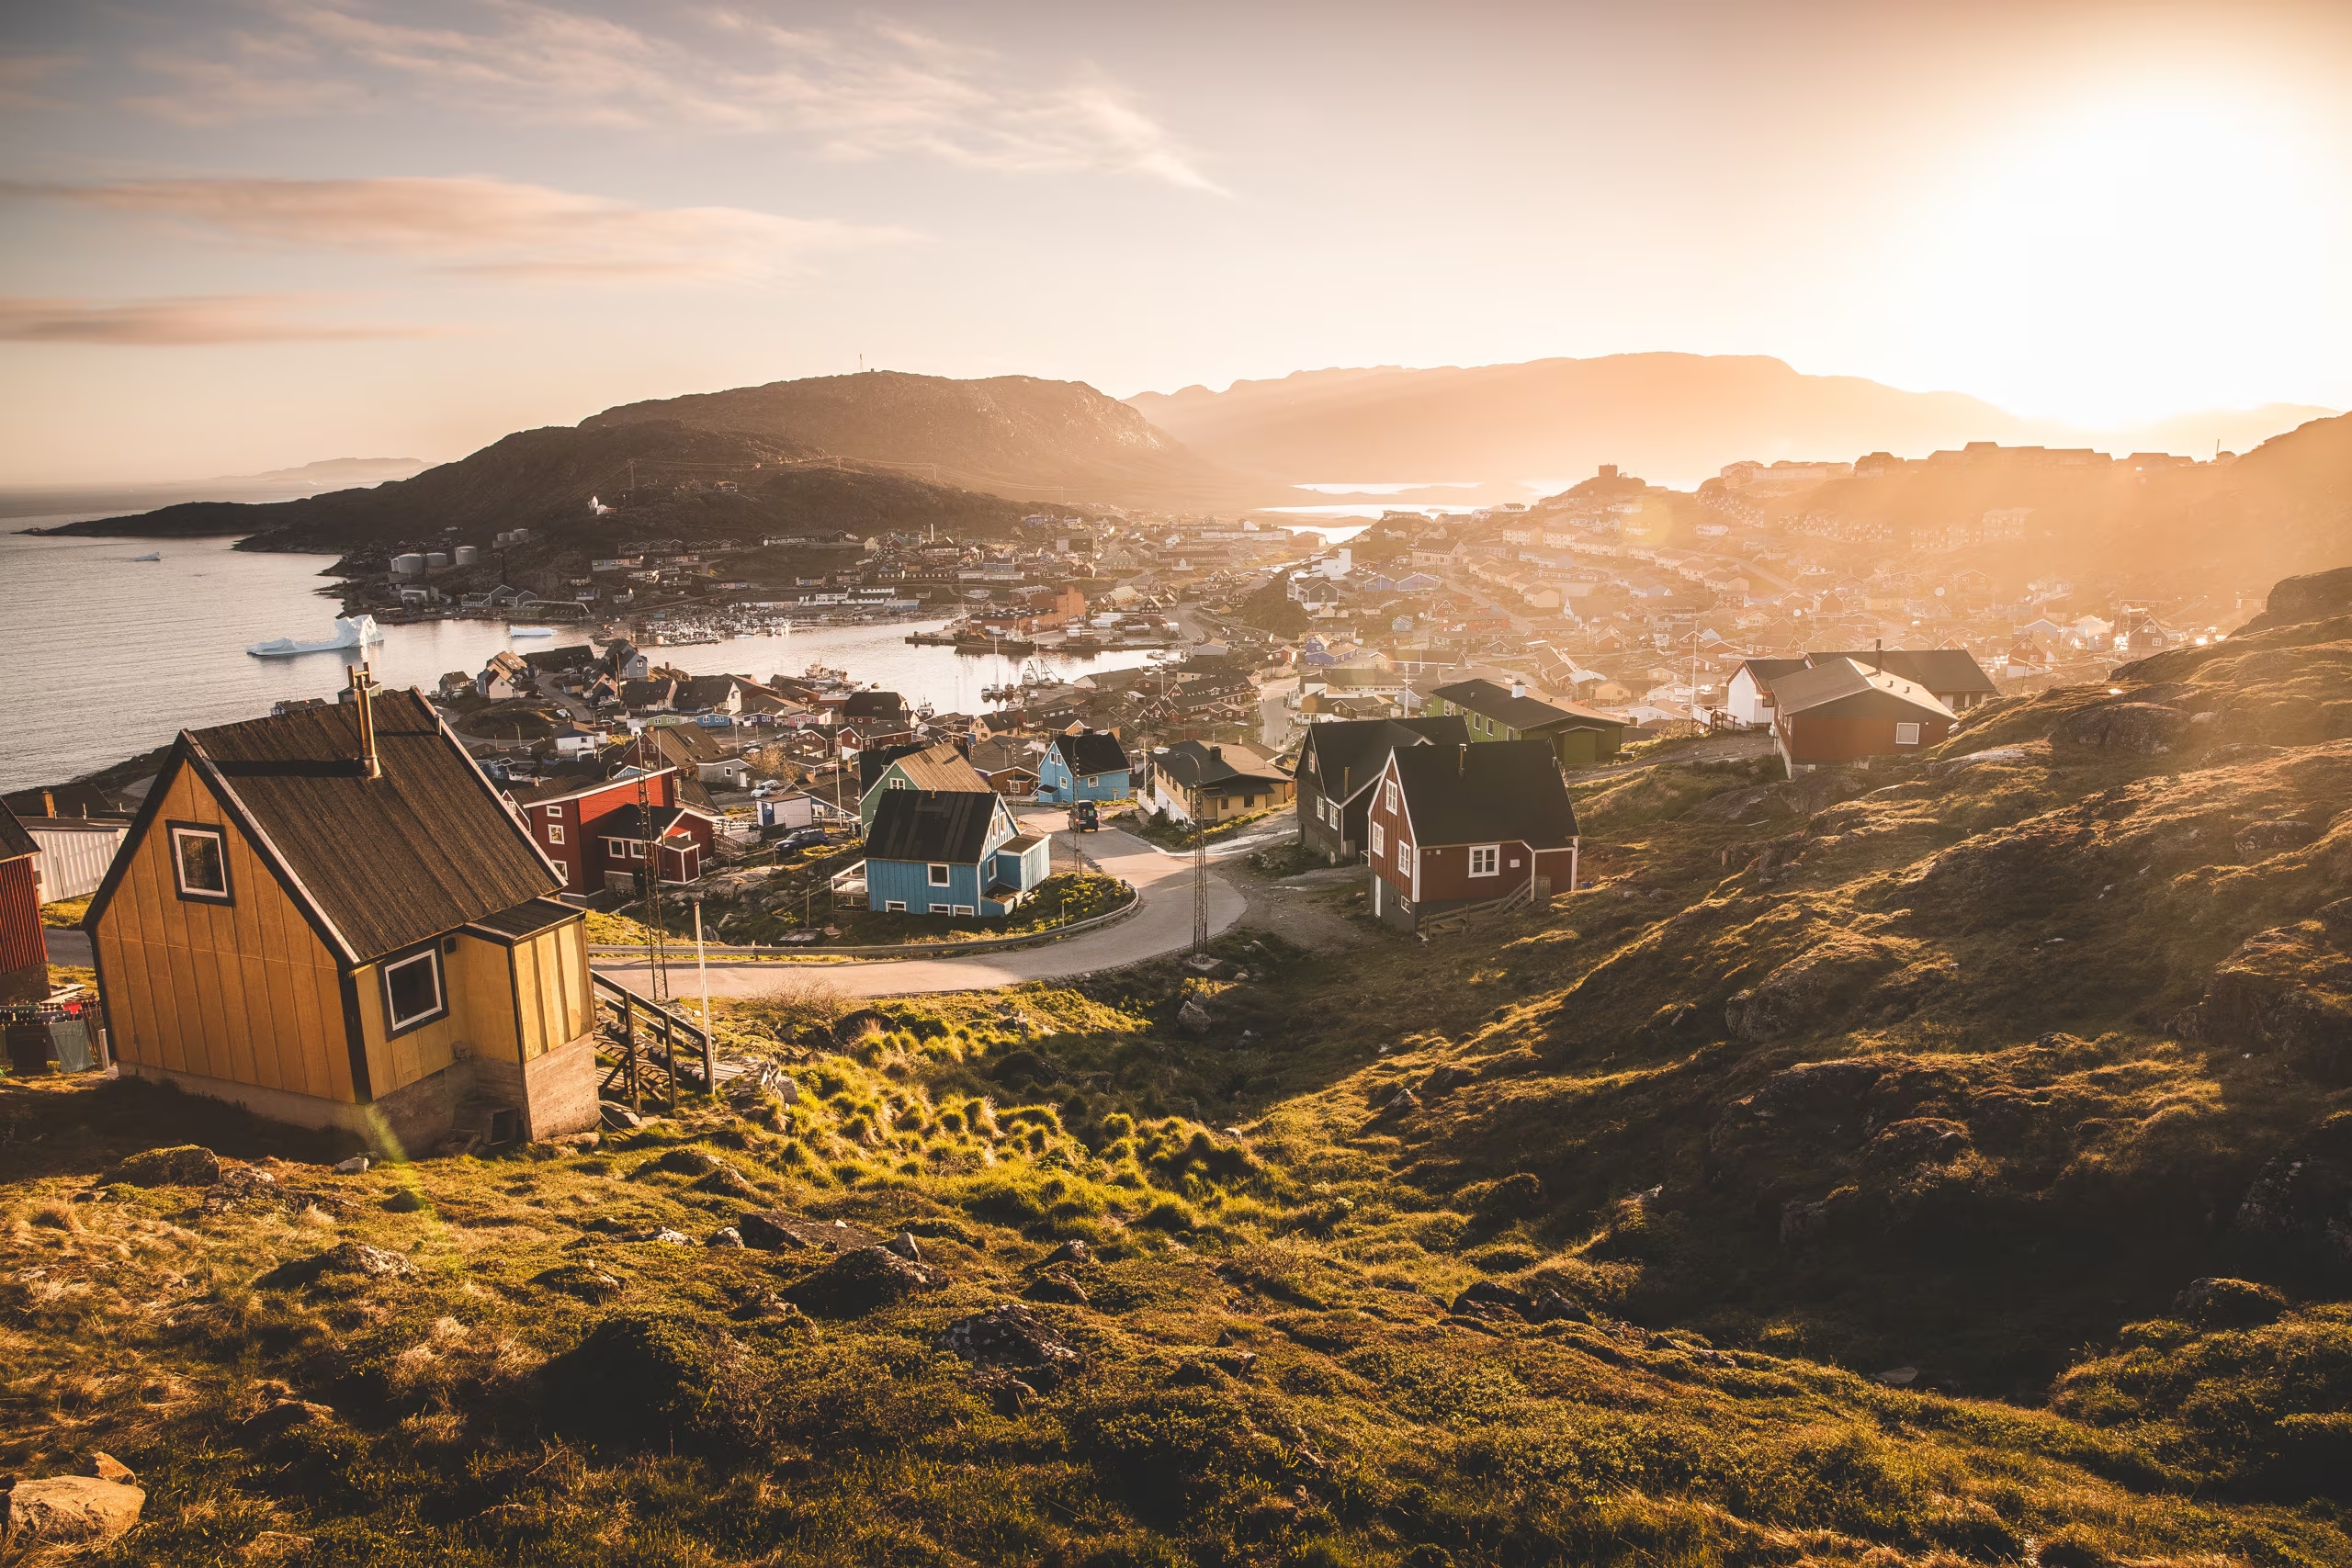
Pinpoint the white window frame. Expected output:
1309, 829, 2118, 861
544, 805, 562, 819
1384, 780, 1398, 813
928, 863, 951, 886
169, 825, 232, 902
381, 948, 447, 1032
547, 824, 565, 845
886, 899, 907, 912
1894, 722, 1922, 745
606, 837, 630, 858
1371, 822, 1385, 856
553, 863, 568, 886
953, 904, 974, 916
928, 902, 951, 914
1468, 844, 1501, 877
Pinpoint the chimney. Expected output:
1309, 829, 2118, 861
1458, 743, 1467, 777
348, 662, 382, 780
41, 789, 53, 818
1872, 637, 1883, 673
1510, 678, 1526, 700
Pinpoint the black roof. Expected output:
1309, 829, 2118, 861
1299, 716, 1467, 802
0, 803, 35, 863
602, 802, 700, 840
1809, 649, 1996, 695
1050, 729, 1131, 775
865, 789, 1007, 864
524, 644, 599, 671
1390, 739, 1579, 849
92, 689, 559, 964
1430, 678, 1622, 734
842, 690, 908, 720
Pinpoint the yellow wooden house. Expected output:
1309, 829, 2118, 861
83, 678, 601, 1154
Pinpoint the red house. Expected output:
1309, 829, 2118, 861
0, 805, 47, 1003
1767, 658, 1955, 775
510, 768, 717, 893
1364, 740, 1580, 933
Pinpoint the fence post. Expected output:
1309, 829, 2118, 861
622, 994, 640, 1115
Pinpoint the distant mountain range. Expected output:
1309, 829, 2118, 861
0, 455, 428, 522
1127, 355, 2335, 501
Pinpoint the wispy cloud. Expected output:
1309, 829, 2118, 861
117, 1, 1226, 193
0, 51, 84, 112
0, 294, 431, 345
6, 175, 913, 282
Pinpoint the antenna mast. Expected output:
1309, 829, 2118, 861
1192, 813, 1209, 953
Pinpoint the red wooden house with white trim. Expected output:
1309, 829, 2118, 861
509, 768, 717, 893
1363, 739, 1580, 933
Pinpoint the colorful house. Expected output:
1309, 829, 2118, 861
1766, 658, 1955, 775
0, 806, 46, 1004
1364, 739, 1581, 932
81, 682, 600, 1151
1427, 677, 1626, 766
1148, 741, 1295, 825
856, 741, 991, 829
1037, 730, 1132, 805
1295, 716, 1467, 864
852, 790, 1048, 916
510, 767, 716, 891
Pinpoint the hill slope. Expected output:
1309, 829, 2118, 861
5, 572, 2350, 1564
41, 421, 1035, 550
583, 370, 1248, 506
1130, 355, 2333, 497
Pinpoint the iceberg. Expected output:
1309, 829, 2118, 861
130, 551, 162, 562
246, 615, 384, 659
508, 626, 556, 637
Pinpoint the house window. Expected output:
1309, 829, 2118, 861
553, 863, 568, 886
953, 905, 974, 916
169, 825, 232, 902
1371, 822, 1385, 856
1385, 780, 1397, 813
1469, 844, 1500, 877
929, 863, 951, 886
889, 777, 909, 789
929, 902, 951, 914
887, 899, 907, 912
606, 838, 629, 858
382, 948, 447, 1032
1895, 722, 1922, 745
547, 824, 565, 845
544, 805, 562, 819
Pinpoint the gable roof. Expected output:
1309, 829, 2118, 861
1733, 657, 1810, 687
855, 742, 933, 796
882, 742, 991, 795
1301, 716, 1469, 802
1390, 739, 1579, 849
1156, 739, 1286, 790
1429, 678, 1621, 734
865, 788, 1008, 864
1049, 729, 1131, 775
89, 688, 558, 964
1808, 648, 1996, 696
0, 803, 36, 863
842, 690, 908, 720
1768, 657, 1955, 719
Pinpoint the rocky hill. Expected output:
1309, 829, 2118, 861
582, 370, 1248, 507
4, 573, 2349, 1565
1732, 410, 2352, 593
1128, 355, 2333, 502
40, 420, 1036, 551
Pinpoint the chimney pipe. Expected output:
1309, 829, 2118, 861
349, 662, 382, 780
1511, 677, 1526, 700
1458, 743, 1467, 777
1872, 637, 1883, 674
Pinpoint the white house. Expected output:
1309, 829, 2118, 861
1725, 658, 1809, 728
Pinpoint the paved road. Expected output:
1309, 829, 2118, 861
591, 812, 1248, 1001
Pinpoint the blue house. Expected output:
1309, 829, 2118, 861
858, 789, 1048, 916
1037, 729, 1133, 805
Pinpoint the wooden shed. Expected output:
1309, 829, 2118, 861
82, 677, 600, 1153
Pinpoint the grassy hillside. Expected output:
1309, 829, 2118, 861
6, 571, 2352, 1565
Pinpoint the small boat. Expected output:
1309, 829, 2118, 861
130, 551, 162, 562
508, 626, 555, 637
247, 615, 384, 659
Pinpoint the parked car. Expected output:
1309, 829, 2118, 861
778, 827, 831, 851
751, 780, 780, 797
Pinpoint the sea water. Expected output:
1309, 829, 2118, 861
0, 527, 1161, 795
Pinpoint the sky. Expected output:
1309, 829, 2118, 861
2, 0, 2349, 484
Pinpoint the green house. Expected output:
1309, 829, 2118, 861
1427, 678, 1626, 767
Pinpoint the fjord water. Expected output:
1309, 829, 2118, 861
0, 529, 1159, 795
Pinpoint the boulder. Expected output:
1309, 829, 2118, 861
600, 1102, 642, 1131
332, 1156, 370, 1175
933, 1303, 1086, 1389
883, 1231, 922, 1262
1863, 1118, 1973, 1174
1176, 995, 1215, 1037
1726, 935, 1907, 1043
546, 1311, 775, 1456
2, 1475, 145, 1545
2047, 701, 2190, 755
1023, 1272, 1090, 1306
304, 1241, 415, 1280
783, 1246, 944, 1316
1038, 1238, 1092, 1269
90, 1453, 134, 1483
706, 1227, 745, 1248
113, 1145, 220, 1188
533, 1264, 627, 1299
2173, 1276, 2287, 1328
695, 1164, 760, 1199
739, 1210, 878, 1253
2231, 1111, 2352, 1280
653, 1146, 720, 1178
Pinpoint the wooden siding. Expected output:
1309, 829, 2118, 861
1778, 712, 1953, 764
511, 923, 594, 1061
92, 762, 354, 1103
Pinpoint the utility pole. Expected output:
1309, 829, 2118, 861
1192, 813, 1209, 953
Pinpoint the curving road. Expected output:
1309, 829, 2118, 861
590, 811, 1249, 1001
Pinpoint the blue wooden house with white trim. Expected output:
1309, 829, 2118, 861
859, 789, 1048, 916
1037, 730, 1132, 806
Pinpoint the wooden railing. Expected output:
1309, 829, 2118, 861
591, 970, 713, 1113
